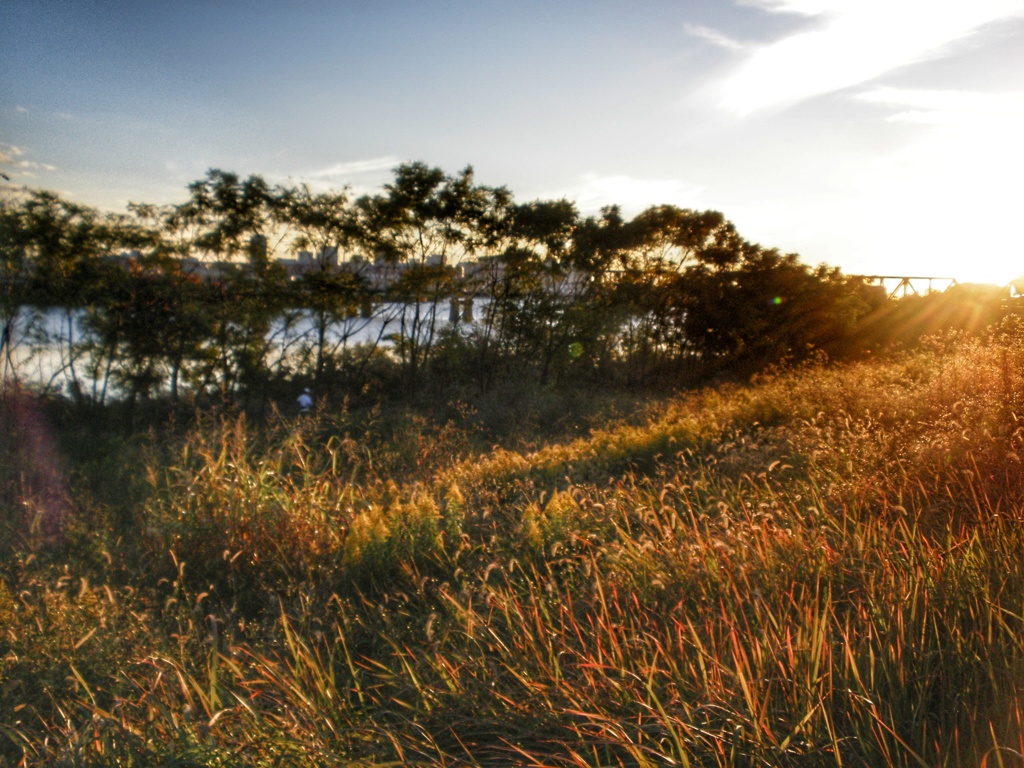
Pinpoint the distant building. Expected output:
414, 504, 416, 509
295, 247, 339, 272
320, 247, 339, 269
459, 256, 505, 292
249, 234, 268, 263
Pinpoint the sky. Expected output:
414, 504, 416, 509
2, 0, 1023, 284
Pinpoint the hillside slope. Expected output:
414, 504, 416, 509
3, 327, 1024, 766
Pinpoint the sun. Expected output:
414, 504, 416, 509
947, 257, 1021, 288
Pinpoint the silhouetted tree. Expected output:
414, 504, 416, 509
5, 163, 992, 410
355, 163, 500, 390
171, 170, 288, 404
676, 245, 879, 373
0, 196, 33, 383
0, 191, 151, 396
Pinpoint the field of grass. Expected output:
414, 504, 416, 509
4, 325, 1024, 766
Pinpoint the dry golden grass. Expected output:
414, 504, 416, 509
4, 325, 1024, 765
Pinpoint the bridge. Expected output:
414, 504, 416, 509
858, 275, 959, 299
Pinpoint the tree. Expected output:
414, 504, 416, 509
0, 191, 151, 396
174, 170, 279, 267
290, 268, 373, 387
354, 163, 500, 389
531, 205, 627, 385
0, 195, 33, 384
598, 207, 747, 379
624, 206, 742, 271
477, 198, 580, 386
0, 164, 910, 405
277, 184, 380, 389
170, 170, 288, 405
79, 253, 215, 405
676, 244, 876, 374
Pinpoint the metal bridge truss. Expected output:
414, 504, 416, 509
859, 275, 958, 299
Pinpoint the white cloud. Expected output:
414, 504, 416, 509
15, 106, 28, 114
0, 143, 56, 176
275, 156, 402, 197
717, 0, 1024, 114
307, 157, 400, 180
858, 86, 1024, 127
13, 160, 57, 172
541, 174, 705, 216
684, 23, 746, 50
0, 144, 25, 162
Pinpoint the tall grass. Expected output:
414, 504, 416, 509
3, 325, 1024, 765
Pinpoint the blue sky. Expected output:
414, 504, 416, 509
2, 0, 1023, 283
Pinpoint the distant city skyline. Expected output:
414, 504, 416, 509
2, 0, 1023, 284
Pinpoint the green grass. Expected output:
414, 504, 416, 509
4, 325, 1024, 765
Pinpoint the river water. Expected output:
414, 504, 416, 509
3, 298, 486, 395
